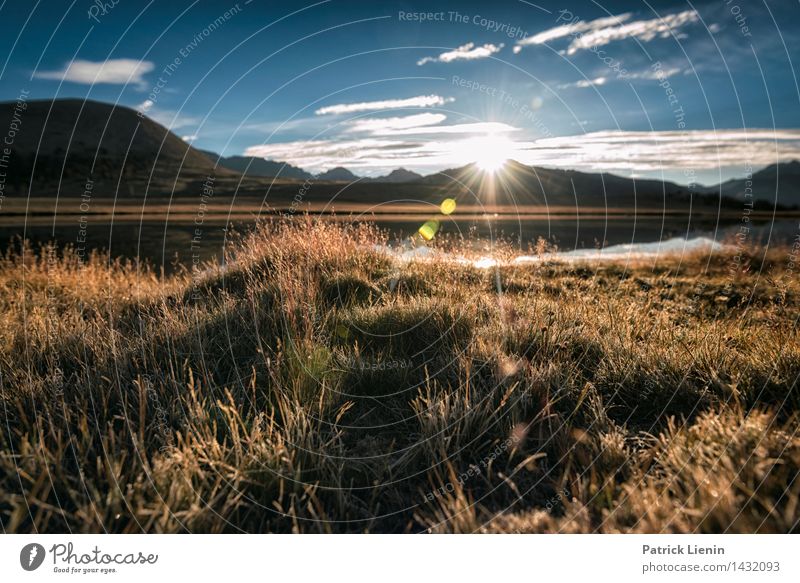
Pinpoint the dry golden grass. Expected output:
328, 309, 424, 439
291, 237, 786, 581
0, 219, 798, 533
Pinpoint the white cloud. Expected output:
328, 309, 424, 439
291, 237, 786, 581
35, 59, 154, 86
343, 112, 517, 137
515, 14, 631, 50
345, 113, 447, 133
135, 100, 199, 130
244, 122, 519, 172
245, 116, 520, 174
384, 121, 517, 136
243, 129, 800, 176
515, 10, 700, 55
417, 42, 504, 65
518, 129, 800, 172
245, 138, 411, 171
626, 66, 683, 81
556, 66, 683, 89
558, 76, 607, 89
243, 136, 497, 172
345, 113, 519, 136
315, 95, 452, 115
567, 10, 699, 55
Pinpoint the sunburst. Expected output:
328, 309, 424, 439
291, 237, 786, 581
457, 133, 516, 174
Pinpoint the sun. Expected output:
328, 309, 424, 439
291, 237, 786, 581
476, 150, 509, 173
471, 134, 516, 173
446, 132, 518, 174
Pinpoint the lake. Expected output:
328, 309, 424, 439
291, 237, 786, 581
2, 200, 797, 272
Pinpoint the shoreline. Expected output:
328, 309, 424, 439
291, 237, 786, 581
2, 196, 796, 220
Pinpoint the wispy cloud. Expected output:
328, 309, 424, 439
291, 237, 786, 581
243, 129, 800, 177
345, 113, 447, 133
315, 95, 452, 115
519, 129, 800, 172
136, 100, 199, 130
245, 138, 413, 172
344, 112, 517, 137
557, 66, 683, 89
558, 76, 607, 89
383, 121, 517, 136
515, 14, 631, 51
35, 58, 154, 87
243, 136, 504, 173
568, 10, 699, 55
515, 10, 700, 55
244, 121, 519, 171
417, 42, 504, 65
626, 66, 684, 80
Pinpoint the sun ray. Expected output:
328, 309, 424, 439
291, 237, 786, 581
449, 132, 518, 174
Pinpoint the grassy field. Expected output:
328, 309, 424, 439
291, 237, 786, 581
0, 219, 798, 533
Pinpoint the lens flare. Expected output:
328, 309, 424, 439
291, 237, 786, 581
418, 220, 440, 241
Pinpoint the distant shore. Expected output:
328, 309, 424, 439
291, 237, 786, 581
3, 196, 797, 222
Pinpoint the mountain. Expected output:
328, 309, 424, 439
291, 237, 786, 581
3, 98, 796, 208
367, 168, 422, 183
0, 98, 231, 197
705, 161, 800, 208
204, 153, 312, 180
417, 160, 800, 208
415, 160, 695, 208
315, 166, 358, 181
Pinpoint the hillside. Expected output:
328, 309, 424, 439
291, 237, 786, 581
416, 160, 696, 209
206, 152, 312, 180
710, 160, 800, 207
0, 99, 233, 197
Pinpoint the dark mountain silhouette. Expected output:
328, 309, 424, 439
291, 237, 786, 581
204, 153, 312, 180
315, 166, 359, 181
701, 161, 800, 208
367, 168, 422, 183
415, 160, 697, 208
199, 157, 419, 183
0, 98, 232, 197
2, 98, 796, 209
420, 161, 800, 208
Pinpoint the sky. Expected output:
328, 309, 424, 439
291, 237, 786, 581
1, 0, 799, 184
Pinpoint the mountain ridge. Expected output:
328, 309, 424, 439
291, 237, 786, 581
201, 152, 312, 180
1, 98, 797, 207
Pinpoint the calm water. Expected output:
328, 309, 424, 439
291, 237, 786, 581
2, 213, 797, 272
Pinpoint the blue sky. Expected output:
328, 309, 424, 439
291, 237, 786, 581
1, 0, 799, 184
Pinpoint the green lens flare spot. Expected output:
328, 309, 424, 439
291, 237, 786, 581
418, 220, 440, 241
440, 198, 456, 215
335, 323, 351, 339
